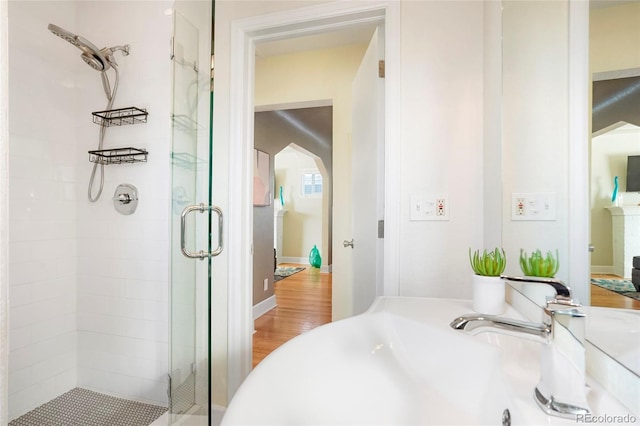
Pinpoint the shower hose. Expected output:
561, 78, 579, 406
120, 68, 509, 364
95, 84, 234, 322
88, 65, 119, 202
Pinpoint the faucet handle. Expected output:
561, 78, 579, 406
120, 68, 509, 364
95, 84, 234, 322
545, 300, 585, 319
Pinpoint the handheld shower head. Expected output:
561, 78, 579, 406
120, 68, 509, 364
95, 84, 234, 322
48, 24, 131, 203
48, 23, 110, 71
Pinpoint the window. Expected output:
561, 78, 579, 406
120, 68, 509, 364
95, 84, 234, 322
302, 171, 323, 196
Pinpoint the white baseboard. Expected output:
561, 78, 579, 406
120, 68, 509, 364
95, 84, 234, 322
151, 405, 226, 426
279, 257, 332, 273
279, 256, 308, 265
591, 265, 614, 275
253, 295, 277, 320
212, 404, 226, 426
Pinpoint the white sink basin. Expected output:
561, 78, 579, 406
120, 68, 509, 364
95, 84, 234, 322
586, 306, 640, 374
222, 297, 637, 426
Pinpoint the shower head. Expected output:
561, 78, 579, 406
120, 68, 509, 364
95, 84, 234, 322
48, 23, 110, 71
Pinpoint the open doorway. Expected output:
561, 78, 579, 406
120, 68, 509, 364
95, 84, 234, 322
251, 107, 334, 367
226, 2, 401, 395
274, 142, 330, 270
249, 21, 380, 366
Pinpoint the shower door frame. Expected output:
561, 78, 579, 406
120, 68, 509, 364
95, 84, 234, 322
0, 0, 9, 423
169, 6, 214, 425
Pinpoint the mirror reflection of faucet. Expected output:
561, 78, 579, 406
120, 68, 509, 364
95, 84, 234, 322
451, 275, 590, 419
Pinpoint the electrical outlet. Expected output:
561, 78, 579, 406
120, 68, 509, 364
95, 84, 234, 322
511, 192, 556, 221
263, 278, 269, 291
410, 194, 449, 221
436, 198, 446, 216
516, 198, 526, 216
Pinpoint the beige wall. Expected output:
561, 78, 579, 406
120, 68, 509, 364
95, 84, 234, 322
590, 2, 640, 74
275, 147, 324, 259
590, 3, 640, 271
255, 43, 368, 274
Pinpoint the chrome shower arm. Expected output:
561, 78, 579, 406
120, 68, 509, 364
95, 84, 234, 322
102, 45, 130, 69
109, 45, 130, 56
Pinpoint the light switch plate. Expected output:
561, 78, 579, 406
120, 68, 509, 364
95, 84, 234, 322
410, 194, 449, 221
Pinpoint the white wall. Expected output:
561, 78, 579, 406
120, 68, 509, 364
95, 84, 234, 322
213, 0, 585, 404
6, 0, 191, 418
398, 0, 484, 298
1, 0, 11, 423
7, 1, 79, 418
213, 0, 486, 401
501, 1, 570, 283
73, 0, 172, 406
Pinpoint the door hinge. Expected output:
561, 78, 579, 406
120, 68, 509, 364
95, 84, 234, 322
378, 220, 385, 238
378, 60, 385, 78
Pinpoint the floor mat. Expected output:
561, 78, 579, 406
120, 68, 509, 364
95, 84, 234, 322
274, 266, 305, 281
591, 278, 640, 301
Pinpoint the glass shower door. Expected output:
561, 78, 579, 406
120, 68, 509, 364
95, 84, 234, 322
169, 9, 217, 425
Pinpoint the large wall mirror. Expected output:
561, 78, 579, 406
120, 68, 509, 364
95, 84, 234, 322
501, 0, 571, 291
589, 1, 640, 311
502, 0, 640, 382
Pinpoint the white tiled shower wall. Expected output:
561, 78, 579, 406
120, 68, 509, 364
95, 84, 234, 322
74, 0, 172, 407
8, 0, 173, 419
8, 1, 80, 419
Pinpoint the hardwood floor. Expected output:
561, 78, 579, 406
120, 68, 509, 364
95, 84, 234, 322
590, 274, 640, 310
252, 264, 332, 368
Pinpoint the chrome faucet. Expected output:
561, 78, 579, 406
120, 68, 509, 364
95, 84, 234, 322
450, 275, 590, 419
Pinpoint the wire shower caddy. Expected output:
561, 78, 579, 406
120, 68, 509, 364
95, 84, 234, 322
88, 106, 149, 165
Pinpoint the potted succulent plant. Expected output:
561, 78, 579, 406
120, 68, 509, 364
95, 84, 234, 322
519, 249, 559, 277
469, 248, 507, 314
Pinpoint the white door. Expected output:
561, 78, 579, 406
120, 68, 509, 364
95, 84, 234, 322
335, 27, 385, 317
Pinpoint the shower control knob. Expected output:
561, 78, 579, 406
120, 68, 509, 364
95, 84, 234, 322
113, 184, 138, 215
114, 193, 131, 204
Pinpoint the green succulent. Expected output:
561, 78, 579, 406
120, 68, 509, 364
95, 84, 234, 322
519, 249, 559, 277
469, 248, 506, 276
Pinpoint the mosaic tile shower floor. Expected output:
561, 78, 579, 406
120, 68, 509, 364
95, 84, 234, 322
9, 388, 167, 426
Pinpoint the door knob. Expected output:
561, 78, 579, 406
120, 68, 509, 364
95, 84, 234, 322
343, 239, 354, 248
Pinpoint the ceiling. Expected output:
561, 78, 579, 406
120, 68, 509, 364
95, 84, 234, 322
590, 0, 639, 9
255, 23, 378, 58
254, 0, 635, 58
254, 23, 376, 144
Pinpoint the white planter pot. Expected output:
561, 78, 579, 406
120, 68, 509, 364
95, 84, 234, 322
472, 275, 505, 315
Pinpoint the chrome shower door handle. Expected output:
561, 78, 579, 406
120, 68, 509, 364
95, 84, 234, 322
180, 203, 224, 259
